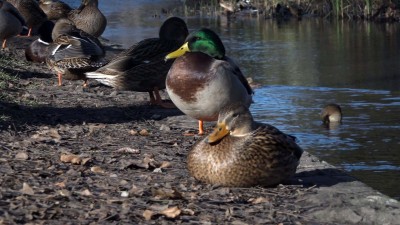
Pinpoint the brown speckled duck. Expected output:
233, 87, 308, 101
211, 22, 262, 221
25, 20, 54, 63
86, 17, 188, 107
6, 0, 47, 36
165, 28, 253, 134
39, 0, 72, 21
0, 0, 25, 49
321, 103, 342, 124
187, 104, 303, 187
67, 0, 106, 37
47, 18, 105, 86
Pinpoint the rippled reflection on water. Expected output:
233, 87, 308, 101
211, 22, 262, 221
63, 0, 400, 199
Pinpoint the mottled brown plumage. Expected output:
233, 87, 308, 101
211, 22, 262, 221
47, 18, 105, 86
39, 0, 72, 21
86, 17, 188, 106
6, 0, 47, 36
67, 0, 106, 37
187, 104, 303, 187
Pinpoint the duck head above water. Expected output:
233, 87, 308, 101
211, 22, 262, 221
321, 103, 342, 124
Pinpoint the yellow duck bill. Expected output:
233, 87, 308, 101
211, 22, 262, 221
165, 42, 189, 60
207, 122, 229, 143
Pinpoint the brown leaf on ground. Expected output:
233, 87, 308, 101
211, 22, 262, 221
139, 129, 149, 136
143, 210, 154, 221
21, 183, 34, 195
15, 152, 29, 160
91, 166, 104, 173
249, 197, 270, 204
151, 188, 184, 200
60, 154, 82, 164
80, 189, 92, 196
116, 147, 141, 154
160, 206, 181, 218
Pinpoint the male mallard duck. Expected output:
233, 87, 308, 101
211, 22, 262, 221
188, 104, 303, 187
39, 0, 72, 21
165, 28, 253, 134
6, 0, 47, 36
321, 103, 342, 124
67, 0, 106, 37
47, 18, 105, 86
0, 0, 25, 49
86, 17, 188, 107
25, 20, 54, 63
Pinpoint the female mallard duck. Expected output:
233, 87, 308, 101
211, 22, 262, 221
6, 0, 47, 37
25, 20, 54, 63
39, 0, 72, 21
47, 18, 105, 86
67, 0, 106, 37
187, 104, 303, 187
165, 28, 253, 134
321, 103, 342, 124
0, 0, 25, 49
86, 17, 188, 107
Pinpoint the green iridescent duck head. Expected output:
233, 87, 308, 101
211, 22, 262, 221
165, 28, 226, 60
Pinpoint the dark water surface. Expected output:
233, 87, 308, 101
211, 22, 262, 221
64, 0, 400, 199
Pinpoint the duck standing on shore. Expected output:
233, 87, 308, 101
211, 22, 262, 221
67, 0, 106, 37
86, 17, 188, 107
165, 28, 253, 134
39, 0, 72, 21
46, 18, 105, 86
6, 0, 47, 36
0, 0, 25, 49
187, 104, 303, 187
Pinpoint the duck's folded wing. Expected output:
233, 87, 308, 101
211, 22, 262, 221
224, 56, 254, 95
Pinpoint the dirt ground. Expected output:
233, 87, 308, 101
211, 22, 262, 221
0, 37, 321, 224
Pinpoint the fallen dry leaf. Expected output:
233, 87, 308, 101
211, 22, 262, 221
15, 152, 29, 160
143, 210, 154, 221
54, 181, 66, 188
59, 189, 71, 197
159, 161, 171, 168
249, 197, 269, 204
116, 147, 140, 154
182, 208, 195, 216
90, 166, 104, 173
129, 130, 138, 135
21, 183, 34, 195
60, 154, 82, 164
129, 184, 144, 196
151, 188, 184, 200
80, 189, 92, 196
160, 206, 181, 219
139, 129, 149, 136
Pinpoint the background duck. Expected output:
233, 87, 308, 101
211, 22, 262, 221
25, 20, 54, 63
39, 0, 72, 21
0, 0, 25, 49
321, 103, 342, 130
86, 17, 188, 107
187, 104, 303, 187
67, 0, 106, 37
321, 103, 342, 124
165, 28, 253, 134
6, 0, 47, 36
47, 18, 105, 86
